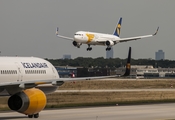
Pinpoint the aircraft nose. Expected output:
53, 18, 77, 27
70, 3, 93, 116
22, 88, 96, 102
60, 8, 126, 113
74, 35, 79, 40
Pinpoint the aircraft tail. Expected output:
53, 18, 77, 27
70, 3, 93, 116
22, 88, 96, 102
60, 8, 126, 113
122, 47, 131, 76
113, 17, 122, 37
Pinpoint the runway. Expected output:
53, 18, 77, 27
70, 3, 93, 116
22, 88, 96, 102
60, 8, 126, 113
1, 103, 175, 120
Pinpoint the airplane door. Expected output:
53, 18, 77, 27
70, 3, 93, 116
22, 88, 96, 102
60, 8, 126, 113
15, 62, 23, 81
52, 67, 57, 79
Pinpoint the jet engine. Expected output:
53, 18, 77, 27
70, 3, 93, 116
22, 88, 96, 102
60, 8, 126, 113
72, 41, 82, 48
8, 88, 46, 115
105, 40, 114, 46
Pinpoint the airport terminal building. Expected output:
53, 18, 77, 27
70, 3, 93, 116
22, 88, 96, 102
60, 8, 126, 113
55, 65, 175, 78
115, 65, 175, 78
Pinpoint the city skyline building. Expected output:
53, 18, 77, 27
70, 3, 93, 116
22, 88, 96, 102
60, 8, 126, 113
155, 50, 165, 60
106, 47, 113, 59
63, 54, 71, 59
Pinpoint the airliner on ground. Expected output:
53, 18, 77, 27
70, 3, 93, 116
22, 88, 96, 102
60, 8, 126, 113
0, 47, 131, 118
56, 17, 159, 51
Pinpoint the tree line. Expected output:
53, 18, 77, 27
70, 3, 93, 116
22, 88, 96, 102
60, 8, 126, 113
46, 57, 175, 68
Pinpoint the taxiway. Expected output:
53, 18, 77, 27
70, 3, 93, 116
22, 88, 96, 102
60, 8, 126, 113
1, 103, 175, 120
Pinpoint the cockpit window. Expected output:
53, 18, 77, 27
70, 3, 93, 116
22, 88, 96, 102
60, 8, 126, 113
74, 34, 83, 36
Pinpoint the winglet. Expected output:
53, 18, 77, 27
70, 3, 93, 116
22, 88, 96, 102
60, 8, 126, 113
113, 17, 122, 37
122, 47, 131, 76
56, 27, 59, 35
153, 27, 159, 36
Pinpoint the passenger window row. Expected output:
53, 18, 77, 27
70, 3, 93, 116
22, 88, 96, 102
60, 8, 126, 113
0, 70, 17, 74
25, 70, 46, 74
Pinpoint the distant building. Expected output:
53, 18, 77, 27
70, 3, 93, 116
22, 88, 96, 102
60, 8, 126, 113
63, 55, 71, 59
55, 66, 77, 78
77, 68, 111, 77
106, 47, 113, 59
115, 65, 175, 78
155, 50, 165, 60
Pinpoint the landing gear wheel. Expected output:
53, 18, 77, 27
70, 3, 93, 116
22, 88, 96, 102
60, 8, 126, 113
28, 114, 33, 118
28, 113, 39, 118
106, 47, 111, 51
87, 47, 92, 51
34, 113, 39, 118
87, 44, 92, 51
89, 47, 92, 51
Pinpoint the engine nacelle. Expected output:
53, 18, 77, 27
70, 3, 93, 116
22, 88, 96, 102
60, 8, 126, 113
72, 41, 82, 48
105, 40, 114, 46
8, 88, 46, 115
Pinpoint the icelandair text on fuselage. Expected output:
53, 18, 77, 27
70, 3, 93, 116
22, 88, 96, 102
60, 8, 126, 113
21, 62, 48, 68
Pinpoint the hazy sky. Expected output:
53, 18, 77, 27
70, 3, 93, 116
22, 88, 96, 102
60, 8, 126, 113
0, 1, 174, 60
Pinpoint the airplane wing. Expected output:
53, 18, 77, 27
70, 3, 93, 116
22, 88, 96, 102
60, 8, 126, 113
0, 75, 119, 88
117, 27, 159, 43
96, 27, 159, 45
56, 27, 74, 41
0, 47, 131, 89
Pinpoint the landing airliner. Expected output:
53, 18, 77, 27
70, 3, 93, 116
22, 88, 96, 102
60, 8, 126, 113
0, 47, 131, 118
56, 17, 159, 51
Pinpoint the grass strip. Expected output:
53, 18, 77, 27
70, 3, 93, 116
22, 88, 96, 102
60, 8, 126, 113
1, 79, 175, 110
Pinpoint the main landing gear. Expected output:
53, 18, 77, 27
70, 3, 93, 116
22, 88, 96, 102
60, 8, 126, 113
28, 113, 39, 118
106, 47, 111, 51
87, 45, 92, 51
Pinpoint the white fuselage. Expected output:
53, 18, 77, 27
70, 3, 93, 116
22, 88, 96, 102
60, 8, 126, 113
0, 57, 59, 83
74, 31, 120, 45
